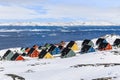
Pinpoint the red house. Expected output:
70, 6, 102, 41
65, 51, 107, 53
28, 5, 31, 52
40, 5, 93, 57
98, 43, 112, 51
28, 48, 39, 57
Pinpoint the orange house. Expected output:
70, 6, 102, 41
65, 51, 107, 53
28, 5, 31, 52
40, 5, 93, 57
28, 48, 39, 57
98, 43, 112, 51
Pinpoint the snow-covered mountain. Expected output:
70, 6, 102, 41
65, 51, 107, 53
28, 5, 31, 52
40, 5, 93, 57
0, 21, 118, 26
0, 34, 120, 80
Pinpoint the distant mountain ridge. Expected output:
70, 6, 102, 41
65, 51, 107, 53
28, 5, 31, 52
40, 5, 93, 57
0, 21, 119, 26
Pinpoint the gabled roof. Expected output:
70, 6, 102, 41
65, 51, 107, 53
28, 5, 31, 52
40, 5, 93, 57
66, 41, 75, 48
3, 50, 12, 59
39, 50, 47, 58
98, 43, 109, 49
61, 48, 71, 57
27, 48, 35, 55
114, 38, 120, 45
11, 53, 19, 60
33, 45, 39, 49
48, 45, 56, 52
96, 38, 106, 45
25, 47, 30, 50
58, 45, 64, 50
82, 39, 91, 46
81, 45, 91, 52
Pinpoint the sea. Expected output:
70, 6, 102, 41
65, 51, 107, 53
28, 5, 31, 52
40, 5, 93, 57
0, 26, 120, 50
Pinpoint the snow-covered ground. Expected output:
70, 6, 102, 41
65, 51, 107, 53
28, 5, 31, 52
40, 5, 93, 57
0, 34, 120, 80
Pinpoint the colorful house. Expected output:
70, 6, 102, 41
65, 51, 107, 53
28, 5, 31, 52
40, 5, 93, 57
28, 48, 39, 57
11, 53, 24, 61
39, 50, 53, 59
58, 45, 64, 50
80, 45, 95, 54
44, 43, 52, 50
98, 43, 112, 51
48, 45, 61, 55
32, 45, 39, 49
61, 48, 76, 58
82, 39, 94, 47
20, 47, 25, 52
96, 38, 107, 45
66, 41, 79, 51
2, 50, 14, 60
3, 50, 24, 61
25, 47, 31, 53
113, 38, 120, 47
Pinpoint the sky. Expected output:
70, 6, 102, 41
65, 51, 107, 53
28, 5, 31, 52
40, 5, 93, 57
0, 0, 120, 24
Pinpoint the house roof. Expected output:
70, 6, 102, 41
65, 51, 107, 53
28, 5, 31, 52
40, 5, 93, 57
3, 50, 12, 59
98, 43, 109, 49
48, 45, 56, 52
82, 39, 91, 46
96, 38, 106, 45
66, 41, 75, 48
81, 45, 91, 52
27, 48, 35, 55
61, 48, 71, 57
25, 47, 30, 50
39, 50, 47, 58
11, 53, 19, 60
114, 38, 120, 45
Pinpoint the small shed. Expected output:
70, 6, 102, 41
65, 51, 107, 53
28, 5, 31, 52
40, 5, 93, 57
28, 48, 39, 57
80, 45, 95, 54
96, 38, 107, 45
11, 53, 24, 61
48, 45, 61, 55
39, 50, 53, 59
25, 47, 31, 53
113, 38, 120, 47
2, 50, 14, 60
98, 43, 112, 51
61, 48, 76, 58
3, 50, 24, 61
82, 39, 94, 47
66, 41, 79, 51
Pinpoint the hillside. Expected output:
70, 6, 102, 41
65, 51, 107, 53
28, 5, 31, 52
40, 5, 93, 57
0, 34, 120, 80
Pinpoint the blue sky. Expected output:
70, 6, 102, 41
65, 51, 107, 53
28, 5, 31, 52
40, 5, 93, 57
0, 0, 120, 23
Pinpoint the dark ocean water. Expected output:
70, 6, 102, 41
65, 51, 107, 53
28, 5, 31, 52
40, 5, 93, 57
0, 26, 120, 50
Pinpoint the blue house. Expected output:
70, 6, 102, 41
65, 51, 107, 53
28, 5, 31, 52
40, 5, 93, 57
48, 45, 61, 55
80, 45, 95, 54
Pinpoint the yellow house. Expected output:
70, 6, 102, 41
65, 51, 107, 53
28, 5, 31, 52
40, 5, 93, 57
39, 50, 54, 59
66, 41, 79, 51
44, 52, 54, 59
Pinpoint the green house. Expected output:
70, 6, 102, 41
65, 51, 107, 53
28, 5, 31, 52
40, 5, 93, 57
82, 39, 94, 47
3, 50, 14, 60
61, 48, 76, 58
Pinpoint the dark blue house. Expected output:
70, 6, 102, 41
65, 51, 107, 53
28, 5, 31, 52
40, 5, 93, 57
80, 45, 95, 54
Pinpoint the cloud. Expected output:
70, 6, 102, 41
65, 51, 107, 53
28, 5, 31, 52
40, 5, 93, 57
41, 4, 120, 19
0, 0, 45, 5
0, 5, 40, 19
0, 0, 120, 24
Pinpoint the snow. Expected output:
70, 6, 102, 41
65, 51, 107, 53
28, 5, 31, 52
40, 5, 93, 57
0, 34, 120, 80
0, 21, 118, 26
